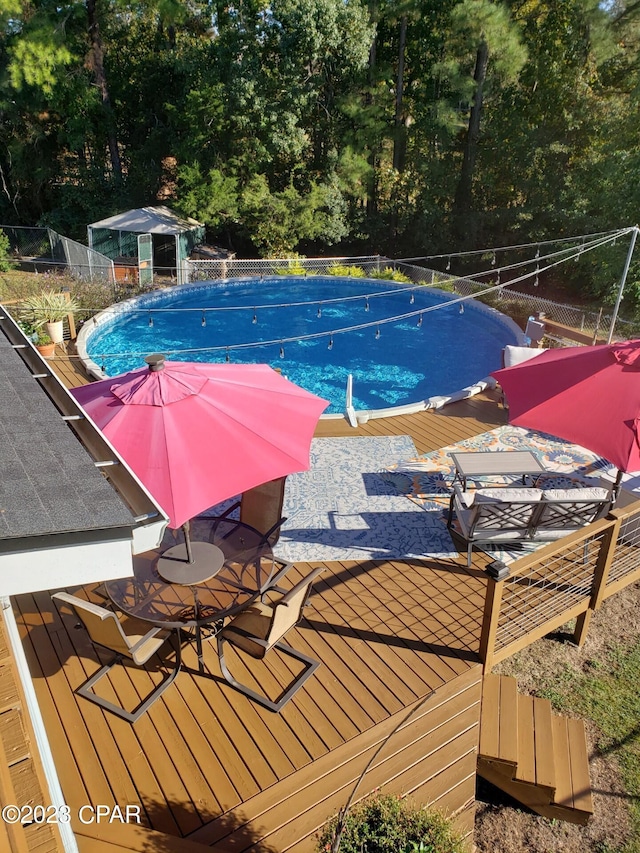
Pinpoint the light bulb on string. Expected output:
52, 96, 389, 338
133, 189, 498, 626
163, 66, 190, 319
201, 311, 206, 327
225, 347, 230, 363
252, 308, 257, 324
279, 342, 285, 358
409, 292, 415, 304
535, 245, 540, 259
491, 251, 496, 266
417, 313, 423, 327
446, 256, 451, 271
375, 326, 380, 340
101, 360, 106, 373
534, 264, 540, 286
317, 304, 322, 318
459, 304, 464, 314
328, 334, 334, 350
496, 269, 501, 285
148, 312, 153, 327
364, 297, 370, 312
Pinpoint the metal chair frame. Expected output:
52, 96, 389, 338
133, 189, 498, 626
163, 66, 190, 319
52, 592, 181, 723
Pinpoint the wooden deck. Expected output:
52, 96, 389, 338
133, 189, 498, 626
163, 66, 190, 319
12, 387, 508, 851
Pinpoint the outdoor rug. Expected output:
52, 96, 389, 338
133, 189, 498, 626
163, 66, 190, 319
381, 425, 610, 563
272, 436, 458, 563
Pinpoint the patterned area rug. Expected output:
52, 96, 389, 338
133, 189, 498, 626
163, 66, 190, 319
381, 425, 609, 563
273, 436, 458, 563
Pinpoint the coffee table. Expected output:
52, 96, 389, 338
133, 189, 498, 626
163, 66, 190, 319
450, 450, 546, 490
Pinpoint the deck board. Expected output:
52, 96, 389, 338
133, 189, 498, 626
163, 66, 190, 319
12, 390, 507, 850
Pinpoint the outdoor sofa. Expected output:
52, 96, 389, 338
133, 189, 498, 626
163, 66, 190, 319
447, 483, 612, 566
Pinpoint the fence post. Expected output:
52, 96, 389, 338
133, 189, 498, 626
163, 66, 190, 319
573, 515, 622, 646
63, 290, 77, 340
479, 561, 509, 672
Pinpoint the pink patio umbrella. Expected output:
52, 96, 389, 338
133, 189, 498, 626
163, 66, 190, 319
71, 354, 328, 559
492, 339, 640, 491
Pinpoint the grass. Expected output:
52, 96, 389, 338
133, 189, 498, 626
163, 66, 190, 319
529, 638, 640, 852
569, 643, 640, 848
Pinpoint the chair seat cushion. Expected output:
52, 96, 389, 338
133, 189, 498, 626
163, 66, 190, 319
459, 487, 542, 508
541, 487, 610, 502
222, 601, 273, 658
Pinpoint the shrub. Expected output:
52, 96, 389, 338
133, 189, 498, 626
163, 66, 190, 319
0, 229, 12, 273
273, 257, 310, 276
327, 263, 366, 277
369, 267, 412, 283
316, 793, 466, 853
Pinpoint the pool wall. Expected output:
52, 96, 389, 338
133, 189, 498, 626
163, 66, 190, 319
76, 277, 526, 421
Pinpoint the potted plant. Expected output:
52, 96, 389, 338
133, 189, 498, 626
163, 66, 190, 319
17, 317, 39, 342
34, 330, 56, 358
22, 290, 80, 344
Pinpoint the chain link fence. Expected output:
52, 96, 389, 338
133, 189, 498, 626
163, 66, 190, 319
186, 255, 384, 281
3, 233, 637, 343
395, 260, 639, 345
2, 225, 114, 282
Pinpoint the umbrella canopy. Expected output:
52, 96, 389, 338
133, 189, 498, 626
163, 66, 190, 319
492, 339, 640, 474
71, 355, 328, 529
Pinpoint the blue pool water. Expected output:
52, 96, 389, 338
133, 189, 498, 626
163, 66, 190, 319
86, 277, 519, 413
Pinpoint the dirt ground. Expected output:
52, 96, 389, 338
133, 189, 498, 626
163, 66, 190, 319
473, 580, 640, 853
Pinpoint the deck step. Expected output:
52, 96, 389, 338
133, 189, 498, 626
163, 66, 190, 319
478, 674, 594, 825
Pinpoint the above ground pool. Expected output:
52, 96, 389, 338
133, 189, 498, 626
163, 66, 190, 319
81, 277, 522, 415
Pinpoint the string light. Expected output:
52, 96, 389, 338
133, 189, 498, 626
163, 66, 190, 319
89, 229, 630, 366
252, 308, 258, 324
201, 312, 206, 327
459, 304, 464, 314
446, 256, 451, 270
225, 347, 230, 362
148, 313, 153, 327
328, 334, 334, 350
410, 292, 415, 304
317, 304, 322, 318
491, 251, 496, 266
535, 245, 540, 259
534, 264, 540, 286
364, 297, 370, 312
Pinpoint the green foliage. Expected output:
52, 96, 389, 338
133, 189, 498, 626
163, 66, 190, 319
240, 175, 349, 256
316, 793, 466, 853
0, 0, 638, 312
22, 290, 80, 327
175, 164, 239, 230
327, 264, 366, 277
369, 267, 412, 283
272, 257, 309, 276
0, 229, 11, 272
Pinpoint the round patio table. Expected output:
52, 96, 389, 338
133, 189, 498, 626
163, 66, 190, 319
105, 516, 274, 674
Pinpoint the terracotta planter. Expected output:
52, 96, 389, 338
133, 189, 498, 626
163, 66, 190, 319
46, 320, 64, 344
36, 342, 56, 358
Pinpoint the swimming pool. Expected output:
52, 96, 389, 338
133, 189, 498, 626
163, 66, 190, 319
80, 277, 522, 415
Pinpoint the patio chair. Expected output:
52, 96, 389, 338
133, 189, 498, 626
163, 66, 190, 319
217, 566, 325, 712
52, 592, 181, 723
240, 476, 287, 546
209, 476, 287, 548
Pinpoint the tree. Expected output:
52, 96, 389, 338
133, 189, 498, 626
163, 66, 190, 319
445, 0, 527, 242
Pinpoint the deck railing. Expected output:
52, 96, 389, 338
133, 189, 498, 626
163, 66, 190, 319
479, 500, 640, 670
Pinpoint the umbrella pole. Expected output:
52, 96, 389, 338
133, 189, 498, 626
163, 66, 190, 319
182, 522, 194, 563
613, 469, 623, 502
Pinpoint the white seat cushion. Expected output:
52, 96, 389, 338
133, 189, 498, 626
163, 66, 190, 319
542, 488, 610, 502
